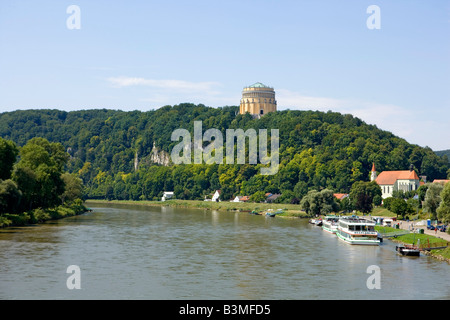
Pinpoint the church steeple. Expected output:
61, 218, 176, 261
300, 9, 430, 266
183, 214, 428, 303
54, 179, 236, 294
370, 163, 377, 181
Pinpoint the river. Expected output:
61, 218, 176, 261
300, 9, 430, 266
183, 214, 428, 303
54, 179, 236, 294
0, 203, 449, 300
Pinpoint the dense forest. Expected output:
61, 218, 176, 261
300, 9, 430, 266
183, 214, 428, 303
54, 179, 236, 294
0, 104, 448, 203
0, 136, 85, 227
435, 149, 450, 163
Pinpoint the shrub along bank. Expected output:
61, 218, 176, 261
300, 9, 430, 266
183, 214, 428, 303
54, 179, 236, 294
0, 199, 87, 227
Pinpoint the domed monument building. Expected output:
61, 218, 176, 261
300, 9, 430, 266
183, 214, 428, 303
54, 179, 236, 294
239, 82, 277, 117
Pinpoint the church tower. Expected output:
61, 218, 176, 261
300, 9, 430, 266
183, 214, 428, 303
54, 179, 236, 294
370, 163, 377, 182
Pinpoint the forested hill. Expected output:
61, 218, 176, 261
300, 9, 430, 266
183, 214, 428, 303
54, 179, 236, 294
436, 150, 450, 163
0, 104, 448, 201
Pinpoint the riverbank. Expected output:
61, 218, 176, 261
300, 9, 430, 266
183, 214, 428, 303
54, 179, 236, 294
85, 199, 310, 218
376, 225, 450, 263
393, 220, 450, 263
0, 200, 88, 228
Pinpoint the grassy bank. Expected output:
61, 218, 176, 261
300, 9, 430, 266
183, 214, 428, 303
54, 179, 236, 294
0, 200, 88, 228
426, 247, 450, 262
375, 226, 450, 263
85, 199, 310, 218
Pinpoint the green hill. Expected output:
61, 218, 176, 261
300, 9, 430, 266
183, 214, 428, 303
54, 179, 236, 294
0, 104, 448, 201
435, 149, 450, 163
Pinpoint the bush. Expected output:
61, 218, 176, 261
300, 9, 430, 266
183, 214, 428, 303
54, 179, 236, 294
0, 215, 12, 227
383, 197, 395, 210
30, 208, 51, 223
1, 213, 30, 226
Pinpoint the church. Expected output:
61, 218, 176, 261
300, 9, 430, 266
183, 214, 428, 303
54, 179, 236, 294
371, 163, 420, 199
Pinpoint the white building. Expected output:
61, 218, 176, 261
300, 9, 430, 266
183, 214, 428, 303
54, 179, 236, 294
372, 164, 420, 199
161, 191, 174, 201
211, 190, 221, 202
231, 195, 250, 202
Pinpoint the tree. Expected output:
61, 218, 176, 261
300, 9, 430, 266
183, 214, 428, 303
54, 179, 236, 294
61, 173, 83, 203
300, 189, 339, 217
0, 138, 18, 180
389, 198, 414, 219
417, 184, 429, 208
339, 196, 354, 213
349, 181, 382, 214
0, 179, 22, 214
250, 190, 266, 203
383, 197, 395, 211
437, 183, 450, 223
319, 189, 340, 215
300, 190, 320, 216
423, 183, 444, 219
373, 195, 382, 207
11, 166, 37, 211
12, 138, 68, 210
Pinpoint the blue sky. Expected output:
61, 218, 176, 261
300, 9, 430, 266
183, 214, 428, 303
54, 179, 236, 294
0, 0, 449, 150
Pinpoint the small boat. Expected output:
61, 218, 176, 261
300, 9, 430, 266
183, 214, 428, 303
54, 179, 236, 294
309, 218, 321, 225
322, 215, 339, 233
396, 245, 420, 256
250, 210, 261, 215
265, 209, 276, 217
315, 219, 323, 226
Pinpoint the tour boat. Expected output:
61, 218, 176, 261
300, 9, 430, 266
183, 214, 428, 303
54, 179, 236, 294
336, 216, 380, 245
322, 215, 339, 234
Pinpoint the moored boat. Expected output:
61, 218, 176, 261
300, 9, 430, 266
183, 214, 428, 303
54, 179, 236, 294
396, 245, 420, 256
265, 209, 276, 217
322, 215, 339, 234
336, 216, 380, 245
309, 218, 322, 226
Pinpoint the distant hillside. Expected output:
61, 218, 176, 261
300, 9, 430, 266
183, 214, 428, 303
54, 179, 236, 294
435, 149, 450, 163
0, 104, 448, 201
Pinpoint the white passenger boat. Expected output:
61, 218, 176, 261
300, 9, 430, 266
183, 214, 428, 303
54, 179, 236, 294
336, 216, 380, 245
322, 215, 339, 234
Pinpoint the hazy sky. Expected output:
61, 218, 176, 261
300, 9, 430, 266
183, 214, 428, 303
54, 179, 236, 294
0, 0, 449, 150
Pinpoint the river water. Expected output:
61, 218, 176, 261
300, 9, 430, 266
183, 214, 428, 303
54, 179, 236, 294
0, 203, 449, 300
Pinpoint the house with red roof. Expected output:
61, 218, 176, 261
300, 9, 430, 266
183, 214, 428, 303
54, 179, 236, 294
333, 193, 349, 201
371, 163, 420, 199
